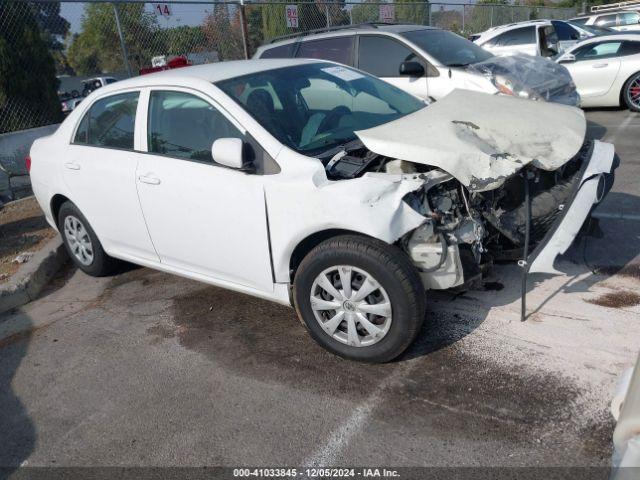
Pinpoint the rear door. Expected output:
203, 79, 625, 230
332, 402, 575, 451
565, 40, 623, 98
63, 91, 159, 262
552, 20, 582, 52
356, 35, 429, 100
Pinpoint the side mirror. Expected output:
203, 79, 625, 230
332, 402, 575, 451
399, 61, 425, 77
558, 53, 576, 64
212, 138, 246, 170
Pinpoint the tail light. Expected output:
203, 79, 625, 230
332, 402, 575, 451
25, 156, 31, 173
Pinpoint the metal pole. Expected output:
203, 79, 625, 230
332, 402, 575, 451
112, 3, 132, 77
325, 4, 331, 28
427, 1, 431, 26
520, 171, 531, 322
239, 0, 250, 59
490, 6, 493, 28
462, 5, 465, 33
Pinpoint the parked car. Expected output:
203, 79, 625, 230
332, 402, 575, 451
473, 20, 560, 57
61, 97, 83, 115
556, 33, 640, 110
29, 59, 616, 362
255, 23, 579, 105
570, 2, 640, 32
81, 76, 118, 97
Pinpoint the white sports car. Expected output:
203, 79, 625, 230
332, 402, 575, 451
556, 34, 640, 111
29, 59, 616, 362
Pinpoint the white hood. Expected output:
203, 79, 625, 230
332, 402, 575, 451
355, 90, 586, 192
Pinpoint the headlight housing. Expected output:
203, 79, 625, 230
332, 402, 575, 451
492, 75, 540, 101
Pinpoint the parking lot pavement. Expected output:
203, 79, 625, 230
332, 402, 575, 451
0, 109, 639, 470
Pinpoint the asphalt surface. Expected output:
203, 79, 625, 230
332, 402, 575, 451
0, 109, 639, 475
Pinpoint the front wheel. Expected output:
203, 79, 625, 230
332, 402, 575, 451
623, 72, 640, 112
293, 235, 426, 363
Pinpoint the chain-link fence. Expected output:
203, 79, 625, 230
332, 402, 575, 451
0, 0, 578, 136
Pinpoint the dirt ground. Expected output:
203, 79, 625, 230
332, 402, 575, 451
0, 197, 55, 283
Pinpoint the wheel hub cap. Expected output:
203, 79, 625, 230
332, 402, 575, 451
63, 215, 94, 266
310, 265, 392, 347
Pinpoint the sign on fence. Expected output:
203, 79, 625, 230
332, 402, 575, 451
153, 3, 172, 16
286, 4, 299, 28
379, 4, 395, 23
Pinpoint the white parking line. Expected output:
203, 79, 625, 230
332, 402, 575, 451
302, 361, 416, 467
603, 111, 638, 144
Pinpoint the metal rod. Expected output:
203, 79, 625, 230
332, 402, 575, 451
112, 3, 133, 78
239, 1, 250, 59
521, 171, 531, 322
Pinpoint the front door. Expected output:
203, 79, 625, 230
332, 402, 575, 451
567, 40, 623, 98
357, 35, 429, 100
135, 88, 274, 292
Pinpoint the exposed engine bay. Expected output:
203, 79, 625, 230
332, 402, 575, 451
321, 138, 595, 290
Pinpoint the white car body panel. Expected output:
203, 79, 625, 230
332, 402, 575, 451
557, 33, 640, 107
355, 90, 586, 191
29, 59, 613, 308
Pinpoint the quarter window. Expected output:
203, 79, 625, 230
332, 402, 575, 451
147, 91, 242, 164
621, 41, 640, 56
358, 36, 421, 77
296, 36, 355, 65
260, 43, 295, 59
73, 91, 139, 149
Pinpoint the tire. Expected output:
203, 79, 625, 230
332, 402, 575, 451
57, 201, 121, 276
622, 72, 640, 112
293, 235, 426, 363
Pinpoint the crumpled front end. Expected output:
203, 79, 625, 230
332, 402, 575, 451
467, 54, 581, 107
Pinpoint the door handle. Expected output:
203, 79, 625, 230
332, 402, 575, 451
64, 162, 80, 170
593, 63, 608, 69
138, 175, 161, 185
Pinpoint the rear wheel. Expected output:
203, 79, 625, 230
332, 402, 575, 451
293, 235, 426, 363
58, 201, 121, 276
623, 72, 640, 112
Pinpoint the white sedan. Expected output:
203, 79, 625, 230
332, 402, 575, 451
556, 34, 640, 111
29, 59, 616, 362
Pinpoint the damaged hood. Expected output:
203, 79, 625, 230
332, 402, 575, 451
355, 90, 586, 192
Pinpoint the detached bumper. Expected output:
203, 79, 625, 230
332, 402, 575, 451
527, 140, 616, 274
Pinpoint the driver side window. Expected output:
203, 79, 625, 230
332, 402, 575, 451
574, 41, 623, 61
147, 90, 243, 164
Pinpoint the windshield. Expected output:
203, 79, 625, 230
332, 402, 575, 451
216, 63, 425, 155
401, 29, 493, 67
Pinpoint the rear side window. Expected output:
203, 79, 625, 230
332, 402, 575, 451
147, 91, 242, 164
358, 36, 420, 77
595, 14, 617, 27
260, 43, 295, 59
73, 92, 139, 149
296, 36, 355, 65
489, 26, 536, 46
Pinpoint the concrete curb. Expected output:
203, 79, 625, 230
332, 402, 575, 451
0, 236, 68, 315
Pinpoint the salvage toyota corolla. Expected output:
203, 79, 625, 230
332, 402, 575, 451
29, 59, 616, 362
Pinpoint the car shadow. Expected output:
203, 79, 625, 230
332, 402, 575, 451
0, 313, 35, 474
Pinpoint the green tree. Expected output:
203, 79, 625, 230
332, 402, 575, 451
67, 3, 160, 76
0, 2, 62, 133
160, 26, 208, 56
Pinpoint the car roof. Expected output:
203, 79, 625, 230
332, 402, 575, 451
88, 58, 326, 92
259, 23, 436, 49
